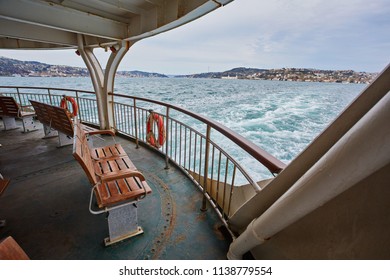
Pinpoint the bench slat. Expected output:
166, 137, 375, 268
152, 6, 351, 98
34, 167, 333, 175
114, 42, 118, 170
116, 157, 129, 171
117, 178, 130, 194
97, 182, 110, 203
97, 148, 106, 159
125, 177, 139, 192
112, 145, 126, 156
91, 144, 127, 160
100, 146, 112, 157
107, 180, 120, 197
98, 161, 111, 175
122, 157, 136, 169
95, 179, 146, 208
108, 159, 120, 172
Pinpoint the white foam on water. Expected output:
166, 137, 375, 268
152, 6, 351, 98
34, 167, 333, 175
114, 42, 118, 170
1, 76, 363, 182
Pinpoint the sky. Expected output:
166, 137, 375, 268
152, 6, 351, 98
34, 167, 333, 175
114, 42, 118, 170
0, 0, 389, 75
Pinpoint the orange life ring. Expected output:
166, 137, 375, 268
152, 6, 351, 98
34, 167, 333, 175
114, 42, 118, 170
146, 112, 166, 148
60, 95, 78, 117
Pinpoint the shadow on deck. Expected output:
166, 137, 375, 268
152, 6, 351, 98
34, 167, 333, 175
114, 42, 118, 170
0, 120, 230, 259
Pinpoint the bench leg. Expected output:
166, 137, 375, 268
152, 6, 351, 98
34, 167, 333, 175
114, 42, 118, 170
2, 116, 17, 130
42, 124, 58, 138
21, 116, 38, 132
57, 132, 73, 147
104, 203, 144, 246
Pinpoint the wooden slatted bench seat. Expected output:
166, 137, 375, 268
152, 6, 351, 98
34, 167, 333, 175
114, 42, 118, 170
0, 236, 29, 260
72, 119, 152, 246
29, 100, 100, 147
0, 96, 37, 132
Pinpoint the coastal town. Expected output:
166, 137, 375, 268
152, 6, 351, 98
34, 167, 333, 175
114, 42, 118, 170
186, 67, 376, 84
242, 68, 375, 83
0, 56, 377, 84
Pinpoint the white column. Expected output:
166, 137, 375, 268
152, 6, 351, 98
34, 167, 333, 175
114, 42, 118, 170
77, 34, 130, 129
103, 41, 130, 129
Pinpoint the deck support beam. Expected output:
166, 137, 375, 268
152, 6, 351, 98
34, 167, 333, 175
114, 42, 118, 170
77, 34, 130, 130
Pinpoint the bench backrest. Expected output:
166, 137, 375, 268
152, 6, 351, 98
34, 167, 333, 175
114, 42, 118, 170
72, 121, 98, 185
0, 96, 19, 117
29, 100, 74, 136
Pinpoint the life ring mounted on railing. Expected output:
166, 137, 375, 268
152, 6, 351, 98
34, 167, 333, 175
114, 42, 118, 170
146, 110, 166, 149
60, 95, 78, 117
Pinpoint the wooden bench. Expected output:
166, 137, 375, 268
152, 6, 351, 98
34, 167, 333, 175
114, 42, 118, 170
29, 100, 97, 147
72, 119, 152, 246
0, 96, 37, 132
0, 236, 29, 260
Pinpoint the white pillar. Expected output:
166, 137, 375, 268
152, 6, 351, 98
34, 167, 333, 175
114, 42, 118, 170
77, 34, 130, 129
104, 41, 130, 129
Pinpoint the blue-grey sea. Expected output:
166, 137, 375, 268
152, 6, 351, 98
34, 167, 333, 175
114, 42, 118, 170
0, 76, 365, 180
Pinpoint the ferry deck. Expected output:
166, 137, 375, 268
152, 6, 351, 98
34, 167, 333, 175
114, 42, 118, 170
0, 120, 233, 260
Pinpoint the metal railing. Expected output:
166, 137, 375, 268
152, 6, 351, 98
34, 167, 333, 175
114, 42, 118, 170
0, 86, 99, 124
0, 85, 286, 236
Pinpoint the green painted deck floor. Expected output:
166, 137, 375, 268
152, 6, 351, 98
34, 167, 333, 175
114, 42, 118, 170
0, 120, 230, 259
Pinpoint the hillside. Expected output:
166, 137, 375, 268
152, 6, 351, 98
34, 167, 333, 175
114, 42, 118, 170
0, 57, 167, 78
180, 67, 376, 84
0, 56, 376, 83
117, 70, 167, 78
0, 56, 89, 77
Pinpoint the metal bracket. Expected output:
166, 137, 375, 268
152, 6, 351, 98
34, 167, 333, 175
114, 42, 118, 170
2, 116, 17, 130
88, 186, 144, 245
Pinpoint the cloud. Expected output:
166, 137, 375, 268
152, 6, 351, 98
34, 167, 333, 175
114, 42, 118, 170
120, 0, 389, 72
1, 0, 389, 73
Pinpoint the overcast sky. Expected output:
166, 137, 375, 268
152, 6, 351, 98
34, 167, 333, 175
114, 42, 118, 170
1, 0, 389, 75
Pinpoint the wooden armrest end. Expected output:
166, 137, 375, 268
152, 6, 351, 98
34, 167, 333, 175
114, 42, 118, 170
98, 170, 145, 183
86, 129, 116, 136
0, 178, 10, 196
0, 236, 30, 260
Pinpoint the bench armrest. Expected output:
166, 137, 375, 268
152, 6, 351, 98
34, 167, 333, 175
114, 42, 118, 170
86, 129, 116, 136
97, 170, 145, 183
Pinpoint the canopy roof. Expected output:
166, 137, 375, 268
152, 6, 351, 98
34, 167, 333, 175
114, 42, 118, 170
0, 0, 232, 49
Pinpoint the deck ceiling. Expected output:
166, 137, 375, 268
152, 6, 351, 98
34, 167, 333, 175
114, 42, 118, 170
0, 0, 232, 49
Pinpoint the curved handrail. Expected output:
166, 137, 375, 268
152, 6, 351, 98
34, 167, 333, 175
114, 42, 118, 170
110, 92, 286, 174
0, 85, 95, 95
0, 85, 285, 174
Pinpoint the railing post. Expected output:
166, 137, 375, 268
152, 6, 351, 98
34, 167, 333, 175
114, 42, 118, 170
201, 124, 211, 212
16, 87, 22, 106
133, 98, 139, 149
108, 92, 117, 130
165, 107, 170, 169
47, 89, 53, 105
75, 91, 82, 121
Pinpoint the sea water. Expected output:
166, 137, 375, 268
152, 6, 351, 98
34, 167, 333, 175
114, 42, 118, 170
0, 76, 365, 181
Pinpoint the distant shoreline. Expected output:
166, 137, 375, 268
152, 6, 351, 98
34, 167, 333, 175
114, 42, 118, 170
0, 56, 377, 84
